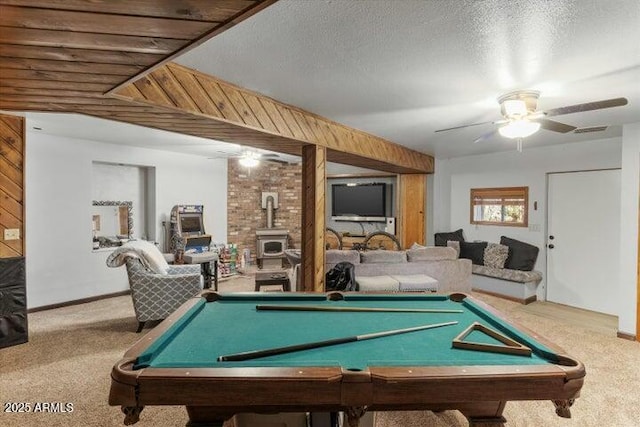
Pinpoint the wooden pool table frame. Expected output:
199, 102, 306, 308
109, 291, 585, 427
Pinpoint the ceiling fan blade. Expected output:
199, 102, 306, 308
265, 158, 291, 165
435, 120, 504, 133
537, 118, 577, 133
473, 130, 498, 143
543, 97, 628, 117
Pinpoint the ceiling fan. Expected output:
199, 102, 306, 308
435, 90, 628, 146
209, 149, 286, 167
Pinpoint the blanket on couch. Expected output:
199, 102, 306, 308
106, 240, 170, 274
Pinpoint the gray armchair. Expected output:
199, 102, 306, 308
106, 241, 203, 332
125, 258, 202, 332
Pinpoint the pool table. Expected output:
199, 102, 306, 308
109, 291, 585, 427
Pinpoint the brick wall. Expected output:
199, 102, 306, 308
227, 159, 302, 265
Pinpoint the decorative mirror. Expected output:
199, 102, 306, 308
92, 200, 133, 249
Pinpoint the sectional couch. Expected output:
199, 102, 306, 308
434, 230, 543, 304
325, 247, 472, 293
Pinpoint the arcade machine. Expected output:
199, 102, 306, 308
169, 205, 218, 290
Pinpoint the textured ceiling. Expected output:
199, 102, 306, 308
175, 0, 640, 158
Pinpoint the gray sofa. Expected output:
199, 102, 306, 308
326, 247, 472, 293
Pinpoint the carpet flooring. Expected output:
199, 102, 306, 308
1, 273, 639, 427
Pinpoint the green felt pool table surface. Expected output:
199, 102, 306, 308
110, 291, 585, 427
135, 292, 556, 370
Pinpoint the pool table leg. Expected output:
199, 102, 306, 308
186, 421, 225, 427
466, 416, 506, 426
553, 398, 575, 418
344, 406, 367, 427
461, 401, 506, 426
185, 407, 231, 426
121, 406, 144, 425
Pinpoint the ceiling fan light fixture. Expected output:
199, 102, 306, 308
498, 120, 541, 139
239, 151, 260, 167
502, 99, 528, 117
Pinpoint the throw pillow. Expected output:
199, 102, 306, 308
483, 243, 509, 268
459, 241, 487, 265
500, 236, 539, 271
434, 229, 465, 246
446, 240, 460, 258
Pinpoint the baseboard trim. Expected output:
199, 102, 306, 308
616, 331, 637, 341
473, 288, 537, 305
28, 290, 131, 313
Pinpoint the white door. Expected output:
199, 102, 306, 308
546, 169, 621, 315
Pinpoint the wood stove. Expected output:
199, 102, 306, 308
256, 228, 288, 269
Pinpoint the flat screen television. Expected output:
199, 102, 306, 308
331, 183, 386, 221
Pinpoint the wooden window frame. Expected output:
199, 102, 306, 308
470, 187, 529, 227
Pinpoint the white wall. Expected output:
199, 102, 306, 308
431, 159, 452, 239
25, 131, 227, 309
425, 174, 435, 245
434, 137, 623, 302
619, 123, 640, 335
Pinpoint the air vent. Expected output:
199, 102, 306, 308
574, 126, 608, 134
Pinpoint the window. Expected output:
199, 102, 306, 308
470, 187, 528, 227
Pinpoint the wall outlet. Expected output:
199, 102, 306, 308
528, 224, 541, 232
4, 228, 20, 240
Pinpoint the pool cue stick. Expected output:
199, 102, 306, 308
217, 321, 458, 362
256, 305, 463, 314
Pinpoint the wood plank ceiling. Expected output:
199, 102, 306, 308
0, 0, 434, 174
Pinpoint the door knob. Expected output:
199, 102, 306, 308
548, 244, 555, 249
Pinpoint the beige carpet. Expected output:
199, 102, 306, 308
1, 273, 639, 427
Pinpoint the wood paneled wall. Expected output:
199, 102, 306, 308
0, 113, 24, 257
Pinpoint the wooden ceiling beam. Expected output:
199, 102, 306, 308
85, 113, 305, 156
111, 63, 434, 174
